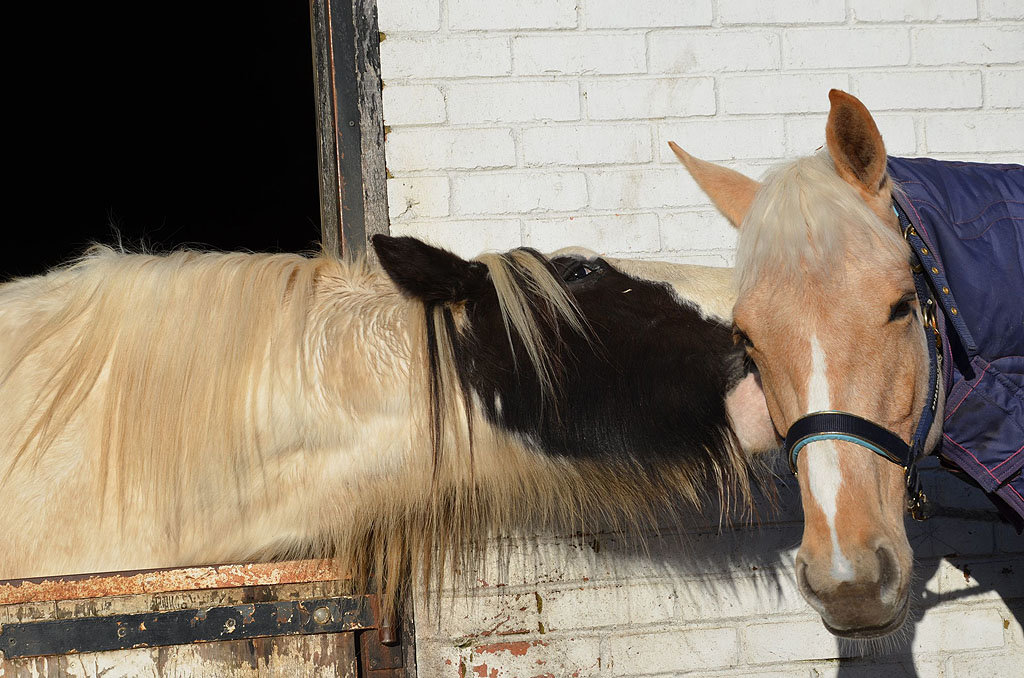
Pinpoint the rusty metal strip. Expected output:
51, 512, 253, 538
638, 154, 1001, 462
0, 595, 375, 659
0, 560, 344, 606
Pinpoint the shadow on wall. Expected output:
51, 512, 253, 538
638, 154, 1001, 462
434, 457, 1021, 676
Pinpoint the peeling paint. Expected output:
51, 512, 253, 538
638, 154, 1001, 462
473, 640, 547, 657
0, 559, 338, 605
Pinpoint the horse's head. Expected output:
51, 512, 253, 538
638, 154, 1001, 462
371, 234, 776, 501
671, 90, 942, 638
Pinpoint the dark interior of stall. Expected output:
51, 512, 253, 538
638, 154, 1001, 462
5, 1, 321, 280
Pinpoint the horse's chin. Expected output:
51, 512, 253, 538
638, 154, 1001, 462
821, 593, 910, 640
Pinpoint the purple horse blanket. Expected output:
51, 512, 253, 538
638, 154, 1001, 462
889, 156, 1024, 527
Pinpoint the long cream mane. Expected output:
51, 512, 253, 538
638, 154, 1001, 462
0, 246, 755, 620
735, 152, 909, 293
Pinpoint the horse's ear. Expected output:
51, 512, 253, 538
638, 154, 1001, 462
668, 142, 760, 229
372, 234, 486, 303
826, 89, 888, 199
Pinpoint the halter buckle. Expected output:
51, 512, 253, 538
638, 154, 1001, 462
908, 490, 930, 521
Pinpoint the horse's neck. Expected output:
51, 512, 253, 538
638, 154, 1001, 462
0, 264, 428, 577
201, 270, 428, 562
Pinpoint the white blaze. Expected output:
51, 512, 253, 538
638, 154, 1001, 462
806, 335, 855, 582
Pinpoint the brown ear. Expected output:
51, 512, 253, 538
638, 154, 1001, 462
668, 142, 759, 228
825, 89, 888, 200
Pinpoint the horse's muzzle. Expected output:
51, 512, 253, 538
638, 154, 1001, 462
796, 544, 910, 638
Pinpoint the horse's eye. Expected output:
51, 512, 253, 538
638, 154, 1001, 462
889, 295, 915, 322
562, 262, 595, 282
732, 327, 754, 350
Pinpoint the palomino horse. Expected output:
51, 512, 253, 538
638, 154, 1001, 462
671, 89, 1023, 639
0, 235, 775, 619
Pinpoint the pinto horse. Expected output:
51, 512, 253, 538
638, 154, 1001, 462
671, 89, 1023, 639
0, 235, 775, 619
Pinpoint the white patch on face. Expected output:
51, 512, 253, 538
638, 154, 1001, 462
806, 335, 855, 582
494, 393, 503, 416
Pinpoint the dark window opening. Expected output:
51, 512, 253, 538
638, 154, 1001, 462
6, 1, 321, 280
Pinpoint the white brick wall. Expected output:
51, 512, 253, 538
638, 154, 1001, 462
376, 1, 1024, 675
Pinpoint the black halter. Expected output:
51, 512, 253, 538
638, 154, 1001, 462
783, 201, 942, 521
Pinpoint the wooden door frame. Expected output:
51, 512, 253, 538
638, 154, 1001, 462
310, 0, 390, 261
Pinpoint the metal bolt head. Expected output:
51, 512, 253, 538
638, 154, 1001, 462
223, 618, 237, 633
313, 606, 331, 625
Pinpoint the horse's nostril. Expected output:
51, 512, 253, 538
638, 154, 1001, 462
876, 545, 899, 602
796, 560, 818, 599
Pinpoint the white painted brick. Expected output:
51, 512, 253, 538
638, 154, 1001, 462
947, 651, 1024, 678
414, 637, 606, 678
419, 591, 539, 640
851, 0, 978, 22
912, 608, 1007, 654
926, 152, 1024, 164
448, 0, 577, 30
464, 636, 604, 678
925, 113, 1024, 153
447, 81, 578, 124
720, 0, 846, 24
981, 0, 1024, 19
784, 27, 910, 69
742, 619, 844, 663
812, 661, 943, 678
377, 0, 440, 32
452, 171, 587, 214
986, 69, 1024, 108
382, 84, 445, 125
995, 521, 1024, 552
785, 114, 917, 156
587, 168, 708, 210
660, 211, 739, 252
585, 77, 714, 120
648, 251, 735, 267
852, 71, 983, 110
448, 537, 540, 590
658, 118, 786, 161
906, 517, 995, 559
386, 128, 515, 170
513, 34, 646, 75
542, 582, 677, 631
526, 536, 619, 584
522, 124, 653, 166
387, 176, 450, 221
648, 30, 781, 73
721, 73, 850, 114
380, 37, 510, 79
390, 218, 520, 258
677, 571, 809, 619
605, 627, 739, 674
585, 0, 713, 28
524, 213, 660, 253
935, 557, 1024, 599
914, 26, 1024, 65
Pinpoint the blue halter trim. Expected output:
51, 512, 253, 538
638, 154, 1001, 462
786, 412, 907, 473
782, 200, 942, 520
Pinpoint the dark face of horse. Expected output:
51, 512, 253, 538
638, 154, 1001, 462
373, 234, 755, 479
